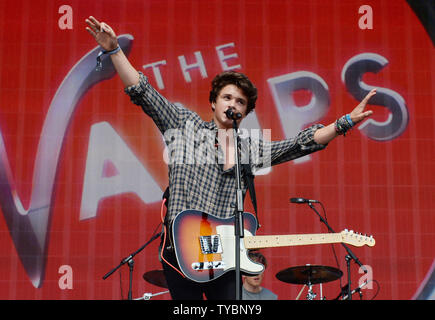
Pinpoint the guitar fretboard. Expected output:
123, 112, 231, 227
244, 233, 343, 249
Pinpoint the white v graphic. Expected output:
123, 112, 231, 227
0, 35, 134, 288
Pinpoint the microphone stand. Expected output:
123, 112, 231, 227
231, 118, 244, 300
307, 202, 367, 300
102, 232, 162, 300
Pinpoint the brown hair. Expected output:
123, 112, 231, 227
248, 250, 267, 268
209, 71, 258, 114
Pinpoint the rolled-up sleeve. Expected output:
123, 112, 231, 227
124, 72, 190, 134
249, 124, 327, 169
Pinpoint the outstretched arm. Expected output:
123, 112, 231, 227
85, 16, 139, 87
313, 88, 376, 144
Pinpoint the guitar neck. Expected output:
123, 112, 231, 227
244, 233, 343, 249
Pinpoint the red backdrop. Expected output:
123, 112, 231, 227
0, 0, 434, 300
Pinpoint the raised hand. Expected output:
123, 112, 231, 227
313, 88, 377, 144
349, 88, 376, 125
85, 16, 118, 51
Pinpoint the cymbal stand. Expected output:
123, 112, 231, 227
295, 284, 306, 300
306, 281, 317, 300
296, 282, 325, 300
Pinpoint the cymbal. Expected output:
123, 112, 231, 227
276, 264, 343, 285
143, 270, 168, 288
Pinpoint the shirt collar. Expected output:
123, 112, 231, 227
204, 119, 218, 130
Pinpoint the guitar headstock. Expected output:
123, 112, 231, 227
340, 229, 376, 247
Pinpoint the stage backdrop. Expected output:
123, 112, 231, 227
0, 0, 434, 300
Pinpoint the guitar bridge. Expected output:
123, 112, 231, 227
199, 235, 223, 254
192, 261, 225, 270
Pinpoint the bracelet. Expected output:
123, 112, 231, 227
345, 114, 354, 127
334, 119, 345, 136
104, 46, 121, 55
335, 114, 354, 136
95, 46, 121, 71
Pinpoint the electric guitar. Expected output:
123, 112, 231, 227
171, 210, 376, 283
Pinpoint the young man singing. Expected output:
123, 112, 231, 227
85, 16, 376, 300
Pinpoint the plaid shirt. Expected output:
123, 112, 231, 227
125, 72, 326, 223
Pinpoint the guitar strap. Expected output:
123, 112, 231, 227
242, 163, 260, 230
162, 186, 170, 227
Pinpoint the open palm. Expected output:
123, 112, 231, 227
85, 16, 118, 51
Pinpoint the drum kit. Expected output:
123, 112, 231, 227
276, 264, 343, 300
139, 265, 343, 300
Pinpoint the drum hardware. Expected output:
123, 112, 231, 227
135, 290, 169, 300
276, 264, 343, 300
306, 281, 317, 300
134, 269, 170, 300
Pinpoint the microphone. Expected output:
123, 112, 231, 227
290, 197, 319, 204
225, 108, 242, 120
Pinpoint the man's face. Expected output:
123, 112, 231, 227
212, 84, 248, 129
244, 272, 264, 288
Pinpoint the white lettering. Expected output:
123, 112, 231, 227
217, 304, 262, 315
268, 71, 330, 163
173, 304, 207, 317
359, 265, 374, 289
143, 60, 167, 89
216, 42, 242, 71
141, 43, 243, 88
79, 122, 162, 220
358, 5, 373, 30
58, 5, 73, 30
178, 51, 208, 82
58, 265, 73, 289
